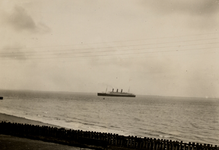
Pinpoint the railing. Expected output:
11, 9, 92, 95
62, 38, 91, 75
0, 121, 218, 150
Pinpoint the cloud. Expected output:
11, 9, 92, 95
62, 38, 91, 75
2, 6, 50, 33
3, 6, 37, 32
144, 0, 219, 16
140, 0, 219, 29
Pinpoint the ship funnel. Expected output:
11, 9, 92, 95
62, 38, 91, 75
112, 89, 114, 92
116, 89, 118, 92
121, 89, 123, 93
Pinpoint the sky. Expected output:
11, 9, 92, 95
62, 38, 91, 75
0, 0, 219, 97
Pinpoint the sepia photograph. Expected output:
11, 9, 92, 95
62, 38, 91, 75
0, 0, 219, 149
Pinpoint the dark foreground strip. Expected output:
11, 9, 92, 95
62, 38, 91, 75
0, 121, 218, 150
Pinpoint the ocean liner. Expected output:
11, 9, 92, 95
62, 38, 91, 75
97, 89, 136, 97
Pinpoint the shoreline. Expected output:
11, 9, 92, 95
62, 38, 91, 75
0, 113, 92, 150
0, 113, 58, 127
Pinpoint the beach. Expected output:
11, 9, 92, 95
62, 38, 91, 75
0, 113, 91, 150
0, 113, 58, 127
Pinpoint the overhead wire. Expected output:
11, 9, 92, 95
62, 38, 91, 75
1, 45, 218, 62
0, 37, 218, 53
0, 32, 219, 61
0, 40, 218, 57
2, 31, 217, 50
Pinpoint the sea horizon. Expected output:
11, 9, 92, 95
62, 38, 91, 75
1, 89, 218, 100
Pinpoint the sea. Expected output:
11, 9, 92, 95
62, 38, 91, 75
0, 90, 218, 145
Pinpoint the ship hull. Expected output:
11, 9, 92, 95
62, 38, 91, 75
97, 93, 136, 97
